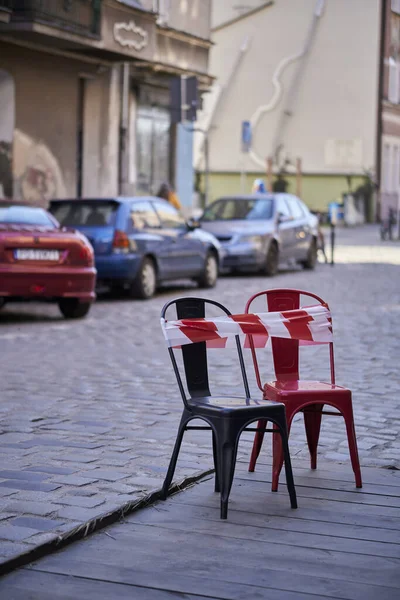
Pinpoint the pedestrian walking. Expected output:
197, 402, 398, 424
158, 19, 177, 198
156, 182, 182, 210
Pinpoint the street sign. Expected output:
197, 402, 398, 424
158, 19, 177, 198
241, 120, 252, 153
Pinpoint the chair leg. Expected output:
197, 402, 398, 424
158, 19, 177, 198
212, 431, 220, 493
161, 412, 188, 500
303, 403, 324, 470
215, 425, 240, 520
271, 412, 295, 492
342, 406, 362, 488
248, 419, 267, 472
278, 422, 298, 509
219, 442, 239, 519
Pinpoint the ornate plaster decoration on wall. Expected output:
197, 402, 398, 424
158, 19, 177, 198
113, 20, 148, 51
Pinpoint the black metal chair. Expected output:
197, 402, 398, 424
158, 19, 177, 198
160, 297, 297, 519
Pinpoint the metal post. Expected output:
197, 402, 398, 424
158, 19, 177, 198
266, 157, 273, 192
296, 157, 302, 198
183, 123, 210, 208
330, 223, 335, 266
204, 131, 210, 207
240, 155, 247, 193
330, 204, 337, 266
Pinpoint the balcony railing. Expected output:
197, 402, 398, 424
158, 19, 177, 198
0, 0, 102, 37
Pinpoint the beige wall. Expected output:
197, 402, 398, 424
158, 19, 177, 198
211, 0, 267, 29
0, 43, 120, 203
82, 66, 120, 198
204, 0, 380, 177
167, 0, 211, 40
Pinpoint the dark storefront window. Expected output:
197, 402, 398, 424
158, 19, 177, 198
136, 104, 170, 195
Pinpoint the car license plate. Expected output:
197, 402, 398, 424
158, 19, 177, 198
14, 249, 60, 261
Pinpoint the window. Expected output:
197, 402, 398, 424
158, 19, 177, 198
130, 201, 160, 230
286, 196, 305, 219
0, 206, 56, 227
276, 196, 291, 218
50, 201, 118, 227
152, 200, 186, 229
136, 104, 170, 195
202, 198, 273, 222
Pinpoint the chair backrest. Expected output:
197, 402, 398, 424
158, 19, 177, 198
161, 297, 251, 408
245, 288, 335, 389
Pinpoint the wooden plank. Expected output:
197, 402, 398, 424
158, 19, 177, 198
175, 477, 400, 519
236, 455, 400, 486
171, 490, 400, 531
235, 471, 400, 500
240, 480, 400, 508
114, 515, 400, 559
0, 570, 217, 600
236, 461, 400, 495
29, 521, 400, 589
28, 558, 399, 600
128, 501, 400, 547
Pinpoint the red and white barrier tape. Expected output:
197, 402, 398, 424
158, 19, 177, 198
161, 305, 332, 349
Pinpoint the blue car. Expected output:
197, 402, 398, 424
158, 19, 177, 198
49, 197, 223, 299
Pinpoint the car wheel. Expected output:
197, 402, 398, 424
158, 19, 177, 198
196, 251, 218, 288
59, 299, 91, 319
130, 257, 157, 299
0, 298, 5, 311
262, 242, 279, 276
302, 239, 317, 270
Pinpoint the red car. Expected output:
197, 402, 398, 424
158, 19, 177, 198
0, 202, 96, 318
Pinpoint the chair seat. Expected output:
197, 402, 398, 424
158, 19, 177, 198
189, 395, 284, 416
264, 380, 351, 401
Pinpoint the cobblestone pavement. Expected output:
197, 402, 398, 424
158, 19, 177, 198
0, 225, 399, 565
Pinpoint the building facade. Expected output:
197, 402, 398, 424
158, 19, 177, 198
0, 0, 212, 207
195, 0, 381, 216
380, 0, 400, 223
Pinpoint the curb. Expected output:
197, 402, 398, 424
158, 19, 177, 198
0, 468, 214, 577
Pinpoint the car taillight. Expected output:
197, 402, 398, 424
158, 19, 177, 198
112, 230, 130, 254
78, 244, 94, 266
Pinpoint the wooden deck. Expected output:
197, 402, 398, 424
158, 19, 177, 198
1, 456, 400, 599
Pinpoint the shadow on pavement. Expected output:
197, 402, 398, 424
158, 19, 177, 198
0, 305, 62, 324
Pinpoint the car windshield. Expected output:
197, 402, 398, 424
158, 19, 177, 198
0, 206, 56, 227
50, 201, 118, 227
202, 197, 273, 221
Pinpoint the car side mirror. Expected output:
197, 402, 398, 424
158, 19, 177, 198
187, 217, 201, 231
277, 213, 292, 225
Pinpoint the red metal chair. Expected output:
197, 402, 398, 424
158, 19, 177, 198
246, 288, 362, 491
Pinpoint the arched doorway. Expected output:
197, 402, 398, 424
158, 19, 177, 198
0, 69, 15, 199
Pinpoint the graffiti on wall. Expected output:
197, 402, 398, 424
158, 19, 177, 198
0, 69, 66, 204
0, 69, 14, 198
13, 130, 66, 206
